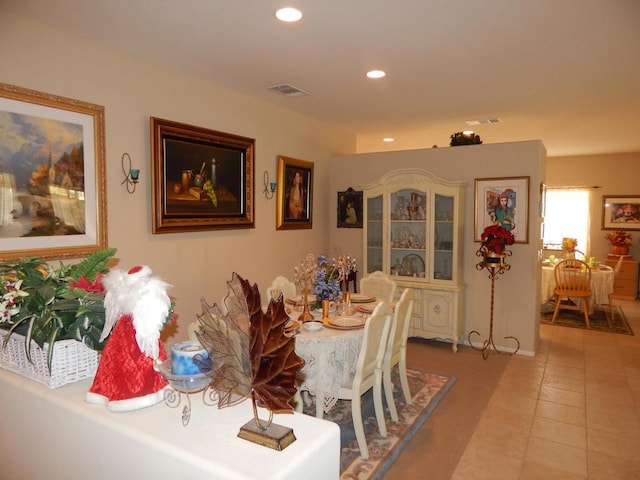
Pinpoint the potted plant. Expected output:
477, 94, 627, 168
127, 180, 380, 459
604, 230, 632, 256
0, 248, 116, 374
479, 225, 515, 255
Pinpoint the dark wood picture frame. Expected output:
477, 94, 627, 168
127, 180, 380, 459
150, 117, 255, 233
0, 82, 107, 260
276, 155, 313, 230
602, 195, 640, 230
337, 188, 363, 228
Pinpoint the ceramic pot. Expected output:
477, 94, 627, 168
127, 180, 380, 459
610, 245, 629, 256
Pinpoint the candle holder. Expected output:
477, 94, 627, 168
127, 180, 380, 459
468, 247, 520, 359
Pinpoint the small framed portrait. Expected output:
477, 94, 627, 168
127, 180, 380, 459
337, 188, 363, 228
474, 176, 530, 243
276, 155, 313, 230
602, 195, 640, 230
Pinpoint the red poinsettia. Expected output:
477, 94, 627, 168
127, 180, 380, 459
481, 225, 515, 254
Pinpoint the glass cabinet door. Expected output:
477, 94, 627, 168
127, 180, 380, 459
389, 189, 427, 279
366, 195, 383, 273
433, 193, 454, 281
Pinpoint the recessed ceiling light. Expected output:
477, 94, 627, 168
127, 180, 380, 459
383, 137, 394, 142
366, 70, 386, 79
275, 7, 303, 22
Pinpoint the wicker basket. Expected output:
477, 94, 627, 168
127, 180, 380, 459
0, 330, 99, 388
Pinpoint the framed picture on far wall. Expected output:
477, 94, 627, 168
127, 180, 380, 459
337, 188, 363, 228
474, 176, 530, 243
602, 195, 640, 230
0, 82, 107, 261
276, 155, 313, 230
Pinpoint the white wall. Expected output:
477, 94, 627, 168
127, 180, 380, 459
0, 13, 355, 340
328, 141, 547, 355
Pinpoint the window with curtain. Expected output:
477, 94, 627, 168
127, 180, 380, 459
542, 188, 591, 256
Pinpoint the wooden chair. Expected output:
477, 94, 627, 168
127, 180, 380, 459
552, 259, 592, 328
359, 271, 397, 303
265, 276, 296, 302
382, 288, 414, 422
336, 301, 393, 459
606, 256, 624, 327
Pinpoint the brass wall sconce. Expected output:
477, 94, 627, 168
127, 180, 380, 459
263, 171, 277, 199
121, 153, 140, 194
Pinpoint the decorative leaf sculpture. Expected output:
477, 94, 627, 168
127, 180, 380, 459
195, 273, 304, 414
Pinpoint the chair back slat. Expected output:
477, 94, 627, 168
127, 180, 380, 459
554, 259, 592, 296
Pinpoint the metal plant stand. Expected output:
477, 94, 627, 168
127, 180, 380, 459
468, 248, 520, 359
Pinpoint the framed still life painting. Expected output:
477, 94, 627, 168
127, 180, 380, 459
276, 155, 313, 230
474, 176, 530, 243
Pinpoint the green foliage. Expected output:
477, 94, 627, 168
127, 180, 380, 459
0, 249, 117, 371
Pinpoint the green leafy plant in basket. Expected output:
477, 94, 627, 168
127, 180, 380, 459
0, 248, 117, 371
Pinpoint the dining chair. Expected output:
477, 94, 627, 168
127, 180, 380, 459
382, 288, 414, 422
359, 271, 397, 303
265, 276, 296, 302
552, 259, 592, 328
336, 301, 393, 459
606, 255, 624, 327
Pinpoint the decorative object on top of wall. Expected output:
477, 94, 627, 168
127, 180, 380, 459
474, 176, 530, 244
276, 155, 313, 230
337, 188, 363, 228
150, 117, 255, 234
601, 195, 640, 230
0, 83, 107, 261
450, 131, 482, 146
121, 153, 139, 194
263, 171, 277, 199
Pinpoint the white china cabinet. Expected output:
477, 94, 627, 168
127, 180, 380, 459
360, 169, 466, 351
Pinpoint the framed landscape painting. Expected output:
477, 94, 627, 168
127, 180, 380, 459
474, 176, 530, 243
0, 83, 106, 260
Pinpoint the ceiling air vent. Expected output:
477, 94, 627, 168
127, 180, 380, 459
465, 118, 502, 125
268, 83, 309, 97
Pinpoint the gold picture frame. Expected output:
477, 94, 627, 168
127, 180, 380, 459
601, 195, 640, 230
0, 83, 107, 260
276, 155, 313, 230
150, 117, 255, 233
474, 176, 530, 243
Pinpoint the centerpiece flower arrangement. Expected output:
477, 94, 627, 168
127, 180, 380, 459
0, 248, 117, 370
561, 237, 578, 253
479, 225, 515, 255
605, 230, 632, 247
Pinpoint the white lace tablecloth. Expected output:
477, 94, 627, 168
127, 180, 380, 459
540, 264, 614, 311
295, 321, 364, 418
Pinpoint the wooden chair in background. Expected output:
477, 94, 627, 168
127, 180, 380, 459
552, 259, 592, 328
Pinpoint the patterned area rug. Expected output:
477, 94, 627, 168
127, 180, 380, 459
540, 301, 633, 335
304, 367, 456, 480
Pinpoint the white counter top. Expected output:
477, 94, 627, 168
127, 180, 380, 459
0, 369, 340, 480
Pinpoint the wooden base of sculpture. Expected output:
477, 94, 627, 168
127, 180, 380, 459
238, 420, 296, 451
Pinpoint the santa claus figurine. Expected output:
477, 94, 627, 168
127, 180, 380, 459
86, 265, 172, 412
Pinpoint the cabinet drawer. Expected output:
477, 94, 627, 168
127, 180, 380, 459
617, 266, 636, 280
613, 279, 636, 295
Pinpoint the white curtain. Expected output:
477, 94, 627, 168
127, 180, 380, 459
543, 188, 591, 256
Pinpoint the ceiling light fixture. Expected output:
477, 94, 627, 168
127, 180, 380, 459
275, 7, 302, 22
383, 137, 394, 142
366, 70, 386, 79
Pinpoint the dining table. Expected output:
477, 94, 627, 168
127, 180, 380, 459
540, 262, 614, 312
287, 293, 381, 419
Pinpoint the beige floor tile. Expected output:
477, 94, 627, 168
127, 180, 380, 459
543, 363, 584, 381
586, 406, 640, 439
465, 419, 530, 460
535, 399, 586, 427
587, 428, 640, 461
588, 450, 640, 480
542, 373, 585, 393
519, 461, 586, 480
529, 416, 587, 449
476, 404, 533, 434
452, 444, 524, 480
488, 389, 538, 416
525, 436, 587, 477
539, 385, 585, 409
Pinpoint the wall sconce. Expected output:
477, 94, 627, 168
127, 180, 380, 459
121, 153, 139, 194
263, 170, 277, 199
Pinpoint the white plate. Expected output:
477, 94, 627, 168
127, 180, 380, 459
349, 294, 376, 303
285, 294, 317, 305
328, 316, 365, 328
303, 321, 323, 332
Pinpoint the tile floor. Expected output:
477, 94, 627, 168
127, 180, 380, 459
451, 298, 640, 479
